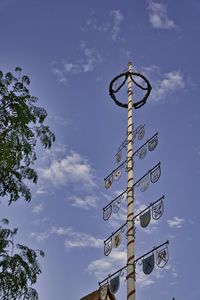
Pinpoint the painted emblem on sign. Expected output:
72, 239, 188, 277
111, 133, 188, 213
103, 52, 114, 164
105, 176, 113, 189
143, 253, 155, 275
114, 169, 122, 181
112, 199, 121, 213
150, 165, 161, 183
137, 126, 145, 140
156, 245, 169, 268
139, 146, 147, 160
109, 275, 120, 294
140, 209, 151, 228
152, 199, 164, 220
112, 230, 122, 248
104, 239, 112, 256
99, 285, 108, 300
139, 175, 149, 192
116, 150, 122, 163
103, 205, 112, 221
148, 135, 158, 151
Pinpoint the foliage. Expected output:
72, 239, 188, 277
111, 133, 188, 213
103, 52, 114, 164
0, 219, 44, 299
0, 67, 55, 204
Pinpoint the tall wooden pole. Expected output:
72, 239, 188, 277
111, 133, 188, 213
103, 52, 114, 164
126, 62, 135, 300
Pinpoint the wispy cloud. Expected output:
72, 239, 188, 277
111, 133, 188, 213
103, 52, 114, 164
69, 195, 98, 210
167, 216, 185, 228
52, 42, 103, 83
87, 250, 126, 279
111, 10, 124, 41
141, 65, 185, 102
148, 1, 176, 29
30, 231, 50, 243
39, 150, 96, 190
31, 226, 103, 249
51, 226, 103, 249
85, 10, 124, 42
32, 203, 44, 214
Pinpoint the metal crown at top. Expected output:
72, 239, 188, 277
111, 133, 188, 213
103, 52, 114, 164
109, 67, 152, 109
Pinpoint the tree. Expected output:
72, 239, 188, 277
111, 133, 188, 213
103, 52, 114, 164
0, 68, 55, 298
0, 219, 44, 300
0, 67, 55, 204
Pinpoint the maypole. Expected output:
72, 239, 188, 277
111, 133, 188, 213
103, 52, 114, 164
98, 62, 169, 300
126, 62, 135, 300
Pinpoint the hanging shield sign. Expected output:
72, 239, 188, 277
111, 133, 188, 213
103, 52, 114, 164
105, 176, 113, 189
114, 169, 122, 181
99, 285, 108, 300
104, 239, 112, 256
143, 253, 155, 275
137, 126, 145, 140
103, 205, 112, 221
140, 209, 151, 228
112, 199, 121, 213
156, 246, 169, 268
139, 176, 149, 192
150, 165, 161, 183
152, 199, 164, 220
148, 135, 158, 151
109, 274, 120, 294
116, 150, 122, 163
138, 147, 147, 160
112, 230, 122, 248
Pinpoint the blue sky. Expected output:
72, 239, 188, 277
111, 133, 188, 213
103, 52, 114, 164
0, 0, 200, 299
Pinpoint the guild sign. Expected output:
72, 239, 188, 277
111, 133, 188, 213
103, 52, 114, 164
99, 285, 108, 300
143, 253, 155, 275
156, 245, 169, 268
109, 274, 120, 294
140, 209, 151, 228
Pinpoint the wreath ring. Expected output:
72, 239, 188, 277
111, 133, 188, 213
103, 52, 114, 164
109, 71, 152, 109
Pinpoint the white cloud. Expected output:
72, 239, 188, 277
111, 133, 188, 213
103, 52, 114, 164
87, 250, 126, 280
153, 71, 184, 101
32, 203, 44, 214
111, 10, 124, 41
31, 226, 103, 250
167, 216, 185, 228
148, 1, 176, 29
39, 150, 96, 189
136, 271, 155, 287
52, 42, 102, 83
85, 10, 123, 42
30, 231, 50, 243
141, 66, 185, 102
69, 195, 98, 210
85, 16, 110, 32
50, 226, 102, 249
